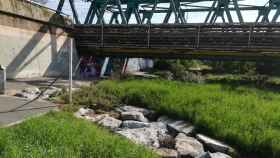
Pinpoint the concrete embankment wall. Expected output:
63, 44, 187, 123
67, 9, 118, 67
0, 0, 78, 79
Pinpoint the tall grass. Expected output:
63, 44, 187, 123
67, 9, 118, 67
0, 112, 158, 158
90, 79, 280, 158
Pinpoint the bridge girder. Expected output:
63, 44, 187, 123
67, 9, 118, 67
56, 0, 280, 24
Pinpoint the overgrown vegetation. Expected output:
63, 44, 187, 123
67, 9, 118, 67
152, 59, 280, 88
153, 59, 280, 76
63, 80, 280, 158
0, 112, 158, 158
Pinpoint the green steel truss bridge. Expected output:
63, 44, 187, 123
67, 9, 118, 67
54, 0, 280, 61
56, 0, 280, 24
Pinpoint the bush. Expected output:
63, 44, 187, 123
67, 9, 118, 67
153, 71, 174, 80
178, 71, 205, 83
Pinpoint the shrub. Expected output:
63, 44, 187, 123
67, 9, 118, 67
153, 71, 174, 80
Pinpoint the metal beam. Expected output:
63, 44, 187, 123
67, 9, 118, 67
56, 0, 280, 25
69, 0, 80, 24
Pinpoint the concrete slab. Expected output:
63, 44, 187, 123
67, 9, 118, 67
0, 95, 56, 126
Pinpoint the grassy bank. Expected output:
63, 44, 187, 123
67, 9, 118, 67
0, 112, 158, 158
68, 80, 280, 158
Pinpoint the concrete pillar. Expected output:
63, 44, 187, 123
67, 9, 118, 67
0, 65, 6, 95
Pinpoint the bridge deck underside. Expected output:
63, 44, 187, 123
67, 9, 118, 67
74, 24, 280, 61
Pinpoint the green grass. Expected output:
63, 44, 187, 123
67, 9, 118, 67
69, 79, 280, 158
0, 112, 158, 158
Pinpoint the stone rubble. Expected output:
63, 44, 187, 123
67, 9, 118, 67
196, 152, 232, 158
117, 127, 161, 148
196, 134, 235, 155
98, 116, 122, 130
158, 116, 195, 136
155, 148, 178, 158
121, 111, 149, 122
175, 133, 204, 158
14, 86, 61, 100
74, 107, 95, 118
121, 120, 150, 129
15, 87, 41, 100
74, 105, 235, 158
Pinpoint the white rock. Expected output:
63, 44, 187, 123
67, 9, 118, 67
43, 86, 61, 96
150, 122, 168, 132
23, 87, 41, 94
116, 105, 151, 115
196, 134, 235, 155
98, 116, 122, 130
175, 133, 204, 158
121, 111, 149, 122
195, 152, 232, 158
150, 122, 170, 140
155, 148, 178, 158
122, 120, 150, 129
168, 120, 195, 135
117, 127, 161, 148
86, 114, 109, 122
117, 105, 158, 120
209, 152, 232, 158
15, 87, 41, 100
74, 108, 94, 118
157, 116, 195, 135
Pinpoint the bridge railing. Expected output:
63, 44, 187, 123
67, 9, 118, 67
74, 23, 280, 51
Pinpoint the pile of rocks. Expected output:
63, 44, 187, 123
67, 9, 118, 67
75, 105, 236, 158
15, 86, 61, 100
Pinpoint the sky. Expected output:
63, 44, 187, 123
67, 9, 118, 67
36, 0, 276, 24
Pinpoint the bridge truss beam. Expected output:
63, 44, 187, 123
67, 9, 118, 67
57, 0, 280, 24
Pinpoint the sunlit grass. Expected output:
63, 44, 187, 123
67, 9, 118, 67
0, 112, 158, 158
89, 79, 280, 158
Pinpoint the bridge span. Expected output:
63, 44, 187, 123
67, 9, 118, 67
74, 23, 280, 61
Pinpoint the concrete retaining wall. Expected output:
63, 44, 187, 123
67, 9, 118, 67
0, 0, 77, 79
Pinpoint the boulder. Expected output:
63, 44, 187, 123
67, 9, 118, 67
157, 116, 172, 123
117, 105, 158, 120
196, 134, 235, 155
158, 134, 176, 148
74, 108, 95, 118
98, 116, 122, 130
155, 148, 178, 158
86, 114, 109, 122
117, 127, 161, 148
158, 116, 195, 135
175, 133, 204, 158
116, 105, 151, 115
195, 152, 232, 158
150, 122, 170, 139
121, 111, 149, 122
122, 120, 150, 129
209, 152, 232, 158
150, 122, 168, 131
168, 120, 195, 136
